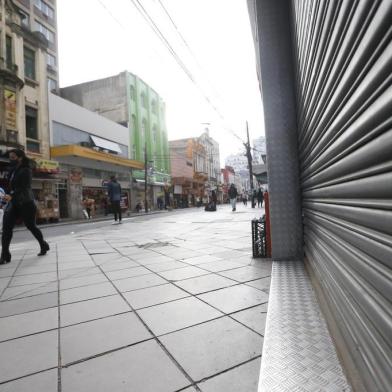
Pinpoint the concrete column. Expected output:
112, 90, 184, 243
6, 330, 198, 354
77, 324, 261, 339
251, 0, 303, 259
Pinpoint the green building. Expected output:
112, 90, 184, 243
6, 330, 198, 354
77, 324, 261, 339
61, 71, 171, 208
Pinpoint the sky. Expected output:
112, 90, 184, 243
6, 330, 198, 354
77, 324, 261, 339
57, 0, 265, 165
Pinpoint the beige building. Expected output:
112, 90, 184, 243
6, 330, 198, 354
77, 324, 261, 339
0, 0, 59, 221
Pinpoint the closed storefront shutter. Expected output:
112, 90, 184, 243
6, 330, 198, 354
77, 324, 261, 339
290, 1, 392, 390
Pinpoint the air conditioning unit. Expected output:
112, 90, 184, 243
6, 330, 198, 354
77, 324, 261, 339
80, 141, 90, 147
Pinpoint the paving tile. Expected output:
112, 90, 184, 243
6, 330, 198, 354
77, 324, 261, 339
106, 266, 151, 280
231, 305, 268, 335
1, 281, 58, 300
175, 274, 237, 295
160, 317, 262, 381
99, 259, 140, 271
245, 276, 271, 292
0, 277, 11, 291
59, 274, 108, 290
61, 312, 151, 364
112, 274, 167, 292
197, 260, 246, 273
60, 295, 130, 327
0, 369, 58, 392
197, 285, 269, 314
0, 307, 58, 342
123, 283, 189, 309
182, 387, 198, 392
58, 266, 101, 279
0, 292, 58, 317
15, 264, 57, 275
60, 282, 117, 305
158, 266, 209, 282
219, 265, 271, 282
9, 272, 58, 287
58, 261, 96, 270
62, 340, 190, 392
0, 267, 17, 278
182, 255, 223, 265
138, 297, 221, 336
0, 330, 58, 383
198, 357, 261, 392
147, 260, 189, 272
137, 255, 176, 265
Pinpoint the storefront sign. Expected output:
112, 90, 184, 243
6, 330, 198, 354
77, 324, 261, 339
34, 159, 59, 173
69, 168, 82, 184
4, 89, 16, 130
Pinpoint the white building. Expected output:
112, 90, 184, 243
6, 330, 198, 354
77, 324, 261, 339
252, 135, 267, 164
198, 129, 221, 190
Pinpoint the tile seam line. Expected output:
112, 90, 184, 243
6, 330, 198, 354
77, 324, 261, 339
80, 239, 201, 391
0, 250, 28, 299
115, 237, 271, 337
56, 242, 62, 392
0, 366, 58, 386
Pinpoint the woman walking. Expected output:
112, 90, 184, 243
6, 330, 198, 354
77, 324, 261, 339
0, 149, 49, 264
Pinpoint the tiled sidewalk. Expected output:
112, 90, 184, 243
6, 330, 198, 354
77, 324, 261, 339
0, 205, 270, 392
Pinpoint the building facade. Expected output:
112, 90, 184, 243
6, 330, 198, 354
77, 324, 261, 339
60, 71, 170, 209
0, 0, 59, 221
198, 129, 220, 192
169, 138, 207, 207
49, 92, 143, 219
252, 135, 266, 164
14, 0, 58, 92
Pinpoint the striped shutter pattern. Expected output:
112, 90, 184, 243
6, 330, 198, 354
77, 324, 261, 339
290, 1, 392, 390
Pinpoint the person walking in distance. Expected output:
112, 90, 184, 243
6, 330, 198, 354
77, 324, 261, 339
0, 149, 49, 264
107, 175, 122, 223
228, 183, 238, 212
257, 188, 264, 208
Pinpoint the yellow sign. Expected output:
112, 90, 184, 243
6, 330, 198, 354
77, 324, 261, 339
34, 159, 59, 173
4, 89, 16, 130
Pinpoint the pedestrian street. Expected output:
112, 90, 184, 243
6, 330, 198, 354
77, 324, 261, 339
0, 204, 270, 392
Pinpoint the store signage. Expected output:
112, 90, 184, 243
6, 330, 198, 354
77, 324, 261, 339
4, 89, 17, 130
34, 159, 59, 173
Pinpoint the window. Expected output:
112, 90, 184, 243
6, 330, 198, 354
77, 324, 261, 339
151, 99, 157, 114
132, 144, 136, 159
131, 115, 136, 131
25, 107, 39, 152
20, 11, 30, 27
47, 53, 56, 67
130, 85, 135, 100
141, 92, 147, 109
47, 78, 57, 91
24, 47, 36, 80
152, 125, 158, 144
35, 21, 55, 43
35, 0, 54, 19
6, 36, 12, 70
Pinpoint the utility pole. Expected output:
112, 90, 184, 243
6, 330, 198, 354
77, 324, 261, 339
144, 142, 148, 213
244, 121, 255, 207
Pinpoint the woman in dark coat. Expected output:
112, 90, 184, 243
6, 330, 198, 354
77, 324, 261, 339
0, 149, 49, 264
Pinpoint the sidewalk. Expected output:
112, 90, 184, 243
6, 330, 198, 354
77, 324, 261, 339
0, 204, 270, 392
14, 208, 170, 232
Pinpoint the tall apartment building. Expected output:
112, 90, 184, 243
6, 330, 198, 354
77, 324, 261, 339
14, 0, 58, 92
61, 71, 171, 207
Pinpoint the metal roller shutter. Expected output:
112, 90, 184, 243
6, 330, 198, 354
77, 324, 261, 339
290, 0, 392, 390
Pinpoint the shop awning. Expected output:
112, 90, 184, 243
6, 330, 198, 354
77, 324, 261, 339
50, 145, 144, 170
90, 135, 122, 154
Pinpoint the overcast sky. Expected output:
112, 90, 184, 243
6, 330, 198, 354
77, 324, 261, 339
57, 0, 265, 164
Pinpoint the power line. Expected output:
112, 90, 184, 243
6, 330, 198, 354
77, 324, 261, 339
97, 0, 246, 144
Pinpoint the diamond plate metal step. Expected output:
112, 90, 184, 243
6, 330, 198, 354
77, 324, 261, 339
258, 261, 352, 392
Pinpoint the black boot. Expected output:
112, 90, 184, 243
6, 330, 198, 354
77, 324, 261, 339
0, 251, 11, 264
38, 241, 50, 256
